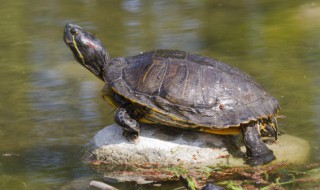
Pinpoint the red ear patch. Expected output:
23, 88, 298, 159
87, 41, 97, 50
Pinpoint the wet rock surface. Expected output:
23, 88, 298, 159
86, 124, 309, 167
84, 124, 310, 183
85, 124, 243, 167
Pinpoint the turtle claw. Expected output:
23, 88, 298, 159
245, 150, 276, 166
115, 107, 141, 144
122, 130, 139, 144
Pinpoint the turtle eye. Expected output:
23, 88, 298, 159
70, 28, 78, 35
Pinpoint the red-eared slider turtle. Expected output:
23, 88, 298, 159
63, 23, 280, 166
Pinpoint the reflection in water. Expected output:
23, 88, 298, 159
123, 0, 141, 13
29, 70, 69, 120
122, 0, 202, 55
0, 0, 319, 189
79, 81, 102, 122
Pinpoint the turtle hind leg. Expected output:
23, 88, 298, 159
241, 122, 276, 166
115, 108, 140, 143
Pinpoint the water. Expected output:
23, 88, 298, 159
0, 0, 319, 189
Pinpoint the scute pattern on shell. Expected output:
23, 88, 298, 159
105, 49, 280, 128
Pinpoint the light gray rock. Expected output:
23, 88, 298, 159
85, 124, 310, 168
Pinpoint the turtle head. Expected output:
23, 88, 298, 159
63, 23, 109, 81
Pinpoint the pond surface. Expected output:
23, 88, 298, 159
0, 0, 319, 189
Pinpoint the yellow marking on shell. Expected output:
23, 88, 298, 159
142, 61, 157, 83
199, 127, 241, 135
140, 113, 241, 135
102, 94, 118, 108
140, 115, 241, 135
138, 117, 155, 124
101, 85, 118, 108
137, 102, 280, 136
110, 86, 280, 131
72, 35, 85, 65
138, 106, 235, 134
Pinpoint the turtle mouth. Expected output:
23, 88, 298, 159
63, 23, 82, 47
63, 31, 73, 48
63, 23, 87, 67
64, 36, 72, 47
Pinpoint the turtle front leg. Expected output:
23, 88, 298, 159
241, 122, 276, 166
115, 108, 140, 143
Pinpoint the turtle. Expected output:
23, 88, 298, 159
63, 23, 280, 166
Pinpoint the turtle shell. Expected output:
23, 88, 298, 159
104, 49, 280, 129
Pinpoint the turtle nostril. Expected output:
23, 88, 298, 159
70, 28, 77, 35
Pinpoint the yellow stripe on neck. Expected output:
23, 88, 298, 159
72, 35, 85, 65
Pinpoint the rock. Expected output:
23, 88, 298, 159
85, 124, 242, 167
89, 180, 119, 190
202, 183, 224, 190
84, 124, 310, 183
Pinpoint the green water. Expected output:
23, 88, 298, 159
0, 0, 319, 189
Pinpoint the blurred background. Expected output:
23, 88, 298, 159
0, 0, 319, 189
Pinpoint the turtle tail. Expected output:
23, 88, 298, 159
271, 115, 279, 141
260, 115, 279, 142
